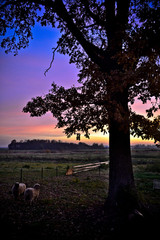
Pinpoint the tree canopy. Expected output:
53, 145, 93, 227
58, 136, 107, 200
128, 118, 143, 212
0, 1, 160, 145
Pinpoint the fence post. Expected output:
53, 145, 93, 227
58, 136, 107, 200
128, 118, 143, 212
99, 165, 101, 176
20, 168, 23, 182
41, 167, 44, 180
56, 167, 58, 177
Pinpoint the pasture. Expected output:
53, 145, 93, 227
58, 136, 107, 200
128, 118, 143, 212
0, 147, 160, 239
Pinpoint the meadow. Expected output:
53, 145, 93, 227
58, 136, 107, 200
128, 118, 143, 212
0, 147, 160, 239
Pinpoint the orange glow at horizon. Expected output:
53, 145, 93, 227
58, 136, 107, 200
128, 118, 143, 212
0, 98, 159, 147
0, 123, 156, 147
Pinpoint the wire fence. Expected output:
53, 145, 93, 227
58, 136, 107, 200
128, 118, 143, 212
0, 167, 66, 184
0, 164, 109, 184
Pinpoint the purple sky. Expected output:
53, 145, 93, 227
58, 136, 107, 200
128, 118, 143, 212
0, 23, 159, 147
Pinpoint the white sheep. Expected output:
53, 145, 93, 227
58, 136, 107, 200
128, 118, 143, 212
24, 183, 40, 203
11, 182, 26, 199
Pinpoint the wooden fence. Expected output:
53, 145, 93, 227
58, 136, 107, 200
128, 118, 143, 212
66, 161, 109, 175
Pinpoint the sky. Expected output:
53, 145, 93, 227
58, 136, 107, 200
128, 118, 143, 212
0, 23, 159, 148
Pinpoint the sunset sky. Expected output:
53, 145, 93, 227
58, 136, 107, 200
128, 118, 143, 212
0, 23, 159, 148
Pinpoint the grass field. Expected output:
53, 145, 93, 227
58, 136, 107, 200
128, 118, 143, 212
0, 147, 160, 239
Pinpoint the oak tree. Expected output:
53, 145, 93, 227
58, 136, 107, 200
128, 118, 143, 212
1, 0, 160, 214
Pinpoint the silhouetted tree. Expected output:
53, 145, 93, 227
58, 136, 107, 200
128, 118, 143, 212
1, 0, 160, 215
8, 139, 104, 150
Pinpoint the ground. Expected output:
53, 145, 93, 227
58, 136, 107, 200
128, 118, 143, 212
0, 148, 160, 239
0, 175, 160, 240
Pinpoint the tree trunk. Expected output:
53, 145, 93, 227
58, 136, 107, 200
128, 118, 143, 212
105, 90, 139, 215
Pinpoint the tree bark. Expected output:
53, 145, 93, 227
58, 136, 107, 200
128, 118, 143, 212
105, 90, 138, 214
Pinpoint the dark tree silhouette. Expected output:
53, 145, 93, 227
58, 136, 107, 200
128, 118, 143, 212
8, 139, 105, 150
1, 0, 160, 215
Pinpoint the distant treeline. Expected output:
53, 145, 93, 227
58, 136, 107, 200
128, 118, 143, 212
8, 139, 105, 150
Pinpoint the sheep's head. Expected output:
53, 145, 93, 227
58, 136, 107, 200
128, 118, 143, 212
33, 183, 40, 190
15, 182, 19, 188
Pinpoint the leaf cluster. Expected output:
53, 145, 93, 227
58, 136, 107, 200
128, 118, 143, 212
0, 1, 41, 55
130, 113, 160, 144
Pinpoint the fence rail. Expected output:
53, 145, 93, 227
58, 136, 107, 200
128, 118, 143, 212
66, 161, 109, 175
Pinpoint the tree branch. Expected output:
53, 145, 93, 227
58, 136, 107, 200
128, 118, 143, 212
54, 0, 111, 70
44, 37, 65, 76
1, 0, 112, 71
81, 0, 106, 27
105, 0, 130, 51
105, 0, 116, 45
